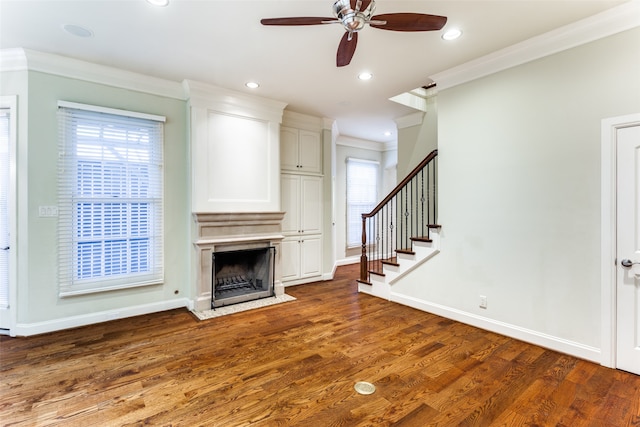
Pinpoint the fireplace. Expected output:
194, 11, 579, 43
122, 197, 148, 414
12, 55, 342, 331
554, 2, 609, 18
212, 246, 275, 308
192, 212, 285, 312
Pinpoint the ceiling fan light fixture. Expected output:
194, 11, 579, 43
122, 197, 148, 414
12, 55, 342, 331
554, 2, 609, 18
442, 28, 462, 41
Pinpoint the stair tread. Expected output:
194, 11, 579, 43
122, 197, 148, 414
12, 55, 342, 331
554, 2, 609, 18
396, 249, 415, 255
410, 236, 433, 243
356, 279, 372, 286
381, 260, 400, 267
368, 270, 385, 277
428, 224, 442, 229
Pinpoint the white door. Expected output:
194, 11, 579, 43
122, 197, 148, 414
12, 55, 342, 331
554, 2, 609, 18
281, 174, 300, 234
298, 130, 321, 173
300, 235, 322, 278
0, 107, 11, 330
616, 122, 640, 375
300, 175, 322, 235
281, 237, 301, 282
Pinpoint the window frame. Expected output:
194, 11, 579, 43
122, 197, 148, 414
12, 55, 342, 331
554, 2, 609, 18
346, 157, 379, 249
57, 101, 165, 297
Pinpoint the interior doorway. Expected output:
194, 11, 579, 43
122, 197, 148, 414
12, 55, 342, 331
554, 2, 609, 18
0, 96, 16, 333
601, 113, 640, 375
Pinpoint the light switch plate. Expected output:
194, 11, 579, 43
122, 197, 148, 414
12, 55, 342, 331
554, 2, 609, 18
38, 206, 58, 217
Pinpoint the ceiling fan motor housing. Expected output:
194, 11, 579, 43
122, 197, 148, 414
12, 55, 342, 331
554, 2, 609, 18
333, 0, 376, 32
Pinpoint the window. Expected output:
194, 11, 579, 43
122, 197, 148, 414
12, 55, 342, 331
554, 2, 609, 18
346, 158, 379, 248
58, 102, 164, 296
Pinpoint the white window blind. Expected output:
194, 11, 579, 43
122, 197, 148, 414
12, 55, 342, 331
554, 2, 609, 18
58, 103, 164, 296
0, 109, 9, 308
346, 158, 379, 248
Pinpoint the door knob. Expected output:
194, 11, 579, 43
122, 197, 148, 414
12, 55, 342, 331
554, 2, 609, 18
621, 259, 640, 268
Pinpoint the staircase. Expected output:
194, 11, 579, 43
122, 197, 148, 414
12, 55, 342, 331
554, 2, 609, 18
357, 150, 440, 299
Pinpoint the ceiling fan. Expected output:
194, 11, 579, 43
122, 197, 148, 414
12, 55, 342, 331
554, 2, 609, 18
260, 0, 447, 67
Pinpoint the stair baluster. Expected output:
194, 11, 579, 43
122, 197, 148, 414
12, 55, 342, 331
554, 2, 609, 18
359, 150, 438, 283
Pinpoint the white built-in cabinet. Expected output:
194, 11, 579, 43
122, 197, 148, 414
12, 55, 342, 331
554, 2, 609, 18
280, 126, 322, 174
280, 116, 324, 285
280, 173, 323, 284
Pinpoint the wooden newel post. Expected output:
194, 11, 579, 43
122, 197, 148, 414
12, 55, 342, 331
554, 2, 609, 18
360, 214, 368, 282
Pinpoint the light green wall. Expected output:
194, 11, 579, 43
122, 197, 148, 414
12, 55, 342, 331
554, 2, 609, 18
15, 71, 189, 324
394, 28, 640, 348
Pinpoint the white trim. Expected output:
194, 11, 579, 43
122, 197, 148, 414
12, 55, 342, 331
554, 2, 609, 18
600, 113, 640, 368
0, 48, 28, 71
432, 1, 640, 91
57, 100, 166, 122
12, 298, 191, 337
0, 96, 17, 336
13, 49, 186, 100
183, 79, 287, 123
392, 292, 601, 363
282, 110, 325, 132
337, 135, 386, 151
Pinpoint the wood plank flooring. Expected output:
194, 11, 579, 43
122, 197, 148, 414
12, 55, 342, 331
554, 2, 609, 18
1, 264, 639, 426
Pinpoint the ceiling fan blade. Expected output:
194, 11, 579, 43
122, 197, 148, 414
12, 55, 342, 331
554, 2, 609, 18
260, 17, 336, 26
337, 32, 358, 67
370, 13, 447, 32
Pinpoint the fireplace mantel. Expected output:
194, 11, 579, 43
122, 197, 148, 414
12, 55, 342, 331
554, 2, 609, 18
192, 212, 286, 311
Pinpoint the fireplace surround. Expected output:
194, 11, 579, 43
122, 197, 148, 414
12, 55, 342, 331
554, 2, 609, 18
192, 212, 285, 311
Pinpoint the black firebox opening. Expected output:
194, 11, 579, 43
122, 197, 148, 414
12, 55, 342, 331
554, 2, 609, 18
211, 246, 275, 308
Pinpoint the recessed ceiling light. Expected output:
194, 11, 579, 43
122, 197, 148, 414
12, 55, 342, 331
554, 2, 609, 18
442, 28, 462, 41
62, 24, 94, 38
358, 72, 373, 81
384, 131, 392, 137
245, 82, 260, 89
147, 0, 169, 6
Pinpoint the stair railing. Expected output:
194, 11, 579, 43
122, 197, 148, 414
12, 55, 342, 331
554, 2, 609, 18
359, 149, 438, 283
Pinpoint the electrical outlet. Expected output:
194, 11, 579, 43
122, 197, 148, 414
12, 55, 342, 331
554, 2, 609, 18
479, 295, 488, 309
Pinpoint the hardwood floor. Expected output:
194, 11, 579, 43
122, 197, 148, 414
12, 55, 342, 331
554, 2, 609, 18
1, 264, 639, 426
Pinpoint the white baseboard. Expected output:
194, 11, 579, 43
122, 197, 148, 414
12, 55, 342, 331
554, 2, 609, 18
391, 292, 601, 364
13, 298, 191, 337
335, 257, 360, 267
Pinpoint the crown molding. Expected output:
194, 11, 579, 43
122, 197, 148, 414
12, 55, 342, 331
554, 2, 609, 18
281, 110, 325, 131
184, 79, 287, 124
432, 1, 640, 90
383, 140, 398, 152
0, 48, 186, 100
0, 48, 28, 71
336, 135, 387, 152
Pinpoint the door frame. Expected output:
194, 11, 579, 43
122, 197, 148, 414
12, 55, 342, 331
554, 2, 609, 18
0, 95, 17, 335
601, 113, 640, 368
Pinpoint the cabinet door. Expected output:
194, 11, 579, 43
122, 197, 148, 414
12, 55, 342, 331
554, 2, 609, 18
281, 174, 301, 234
300, 235, 322, 278
298, 130, 321, 173
281, 238, 301, 281
300, 176, 322, 235
280, 127, 299, 171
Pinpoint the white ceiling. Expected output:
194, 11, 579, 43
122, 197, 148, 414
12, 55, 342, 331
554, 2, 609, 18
0, 0, 629, 143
